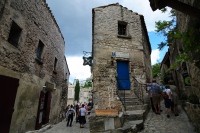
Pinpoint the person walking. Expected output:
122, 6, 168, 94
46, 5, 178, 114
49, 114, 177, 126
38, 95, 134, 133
79, 104, 87, 128
66, 105, 75, 127
75, 104, 80, 123
168, 80, 179, 116
140, 79, 161, 114
164, 85, 173, 118
150, 79, 162, 114
146, 81, 156, 112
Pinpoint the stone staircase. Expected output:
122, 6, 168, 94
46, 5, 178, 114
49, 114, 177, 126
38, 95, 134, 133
114, 90, 149, 133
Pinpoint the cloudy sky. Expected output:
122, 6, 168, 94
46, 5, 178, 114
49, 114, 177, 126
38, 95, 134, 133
46, 0, 170, 83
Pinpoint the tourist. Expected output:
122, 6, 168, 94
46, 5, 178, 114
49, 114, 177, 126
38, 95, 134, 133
164, 85, 173, 118
75, 104, 80, 123
66, 105, 75, 127
79, 104, 87, 128
140, 79, 161, 114
168, 80, 179, 116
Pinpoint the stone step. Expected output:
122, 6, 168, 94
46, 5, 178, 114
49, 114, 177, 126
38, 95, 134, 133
123, 110, 145, 121
125, 104, 148, 111
112, 120, 144, 133
118, 96, 138, 99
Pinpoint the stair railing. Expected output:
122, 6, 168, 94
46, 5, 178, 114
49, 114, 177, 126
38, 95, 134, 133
133, 77, 146, 103
116, 77, 128, 111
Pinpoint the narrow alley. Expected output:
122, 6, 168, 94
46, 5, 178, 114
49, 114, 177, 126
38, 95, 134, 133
43, 101, 196, 133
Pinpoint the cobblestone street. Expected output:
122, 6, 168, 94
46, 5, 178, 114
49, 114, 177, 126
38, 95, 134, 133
43, 101, 196, 133
44, 118, 90, 133
139, 101, 196, 133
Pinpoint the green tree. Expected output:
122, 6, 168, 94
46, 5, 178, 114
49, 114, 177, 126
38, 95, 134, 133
74, 80, 80, 101
83, 81, 92, 88
155, 8, 200, 68
155, 8, 176, 50
152, 63, 161, 78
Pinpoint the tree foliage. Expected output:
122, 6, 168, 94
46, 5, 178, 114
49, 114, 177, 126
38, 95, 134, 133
152, 63, 161, 78
155, 8, 176, 50
83, 81, 92, 88
74, 80, 80, 101
155, 8, 200, 68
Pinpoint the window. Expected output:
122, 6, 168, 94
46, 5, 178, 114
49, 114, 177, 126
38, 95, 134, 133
36, 41, 44, 60
54, 57, 58, 71
118, 21, 127, 36
8, 21, 22, 47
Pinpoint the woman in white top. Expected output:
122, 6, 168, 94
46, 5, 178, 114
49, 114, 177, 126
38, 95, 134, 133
164, 85, 173, 118
79, 104, 87, 128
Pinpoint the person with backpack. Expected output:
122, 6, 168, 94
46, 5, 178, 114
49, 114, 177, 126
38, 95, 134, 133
66, 105, 75, 127
163, 85, 173, 118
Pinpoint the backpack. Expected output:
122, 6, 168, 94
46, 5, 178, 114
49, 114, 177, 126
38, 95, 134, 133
162, 91, 169, 99
68, 109, 74, 116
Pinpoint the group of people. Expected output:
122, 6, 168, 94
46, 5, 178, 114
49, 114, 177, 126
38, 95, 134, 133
65, 101, 93, 128
142, 79, 179, 118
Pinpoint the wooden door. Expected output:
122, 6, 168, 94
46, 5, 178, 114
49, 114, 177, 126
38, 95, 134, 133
0, 75, 19, 133
35, 91, 51, 130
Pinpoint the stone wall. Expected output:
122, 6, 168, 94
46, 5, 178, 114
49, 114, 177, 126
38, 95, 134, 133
0, 0, 69, 132
166, 0, 200, 132
172, 0, 200, 97
92, 3, 151, 111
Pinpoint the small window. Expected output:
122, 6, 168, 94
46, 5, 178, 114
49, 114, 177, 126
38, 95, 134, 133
37, 41, 44, 60
118, 21, 127, 35
54, 57, 58, 71
8, 21, 22, 47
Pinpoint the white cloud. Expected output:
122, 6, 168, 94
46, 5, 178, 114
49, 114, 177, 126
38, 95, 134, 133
66, 56, 91, 83
151, 49, 160, 65
121, 1, 171, 31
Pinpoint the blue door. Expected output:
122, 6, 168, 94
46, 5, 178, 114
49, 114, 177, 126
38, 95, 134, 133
117, 61, 130, 90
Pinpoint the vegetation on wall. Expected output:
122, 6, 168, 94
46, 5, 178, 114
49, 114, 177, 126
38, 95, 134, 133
74, 80, 80, 101
155, 8, 200, 69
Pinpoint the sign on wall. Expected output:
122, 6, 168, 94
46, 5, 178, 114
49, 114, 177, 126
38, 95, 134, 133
112, 52, 129, 58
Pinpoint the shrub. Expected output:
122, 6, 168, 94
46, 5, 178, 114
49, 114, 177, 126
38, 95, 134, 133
188, 94, 199, 104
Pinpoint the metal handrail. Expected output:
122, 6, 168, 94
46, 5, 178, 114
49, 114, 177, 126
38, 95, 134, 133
133, 77, 146, 103
116, 77, 128, 111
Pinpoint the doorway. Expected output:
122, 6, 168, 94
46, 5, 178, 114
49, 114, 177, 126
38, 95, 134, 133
116, 61, 130, 90
35, 91, 51, 130
0, 75, 19, 133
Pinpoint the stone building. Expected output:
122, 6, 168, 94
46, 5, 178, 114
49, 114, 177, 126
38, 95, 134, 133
79, 87, 92, 104
90, 3, 152, 132
0, 0, 69, 132
156, 0, 200, 132
67, 83, 75, 105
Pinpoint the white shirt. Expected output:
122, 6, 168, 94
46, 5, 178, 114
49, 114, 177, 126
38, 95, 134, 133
165, 89, 172, 99
79, 107, 86, 116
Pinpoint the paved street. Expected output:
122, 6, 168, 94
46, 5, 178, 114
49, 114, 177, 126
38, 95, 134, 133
139, 101, 196, 133
44, 118, 90, 133
44, 101, 195, 133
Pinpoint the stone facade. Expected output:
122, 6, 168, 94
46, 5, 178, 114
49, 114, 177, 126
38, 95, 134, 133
0, 0, 69, 132
92, 3, 151, 112
67, 84, 75, 105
